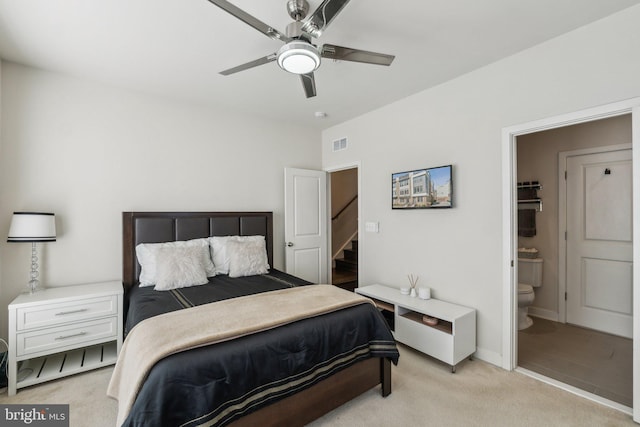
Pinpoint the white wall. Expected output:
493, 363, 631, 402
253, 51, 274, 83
0, 62, 320, 340
322, 5, 640, 365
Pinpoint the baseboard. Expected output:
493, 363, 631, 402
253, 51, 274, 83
473, 347, 502, 368
528, 307, 558, 322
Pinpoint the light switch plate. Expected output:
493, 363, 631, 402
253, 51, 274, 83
365, 221, 379, 233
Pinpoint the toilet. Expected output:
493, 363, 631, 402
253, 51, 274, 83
517, 258, 543, 330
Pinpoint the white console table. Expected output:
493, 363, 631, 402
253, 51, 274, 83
356, 284, 476, 372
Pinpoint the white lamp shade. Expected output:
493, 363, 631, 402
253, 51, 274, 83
7, 212, 57, 242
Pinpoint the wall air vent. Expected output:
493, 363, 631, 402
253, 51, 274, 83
332, 137, 347, 152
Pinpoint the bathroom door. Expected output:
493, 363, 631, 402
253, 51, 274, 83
565, 147, 632, 338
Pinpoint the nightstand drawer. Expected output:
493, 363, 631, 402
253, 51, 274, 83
16, 295, 118, 331
17, 317, 118, 357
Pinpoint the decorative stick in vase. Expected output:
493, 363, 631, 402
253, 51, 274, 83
408, 274, 419, 297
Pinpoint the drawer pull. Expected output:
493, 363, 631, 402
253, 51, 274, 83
55, 309, 88, 316
55, 332, 87, 340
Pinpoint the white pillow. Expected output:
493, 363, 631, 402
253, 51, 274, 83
209, 235, 265, 275
227, 238, 270, 278
153, 246, 209, 291
136, 238, 215, 286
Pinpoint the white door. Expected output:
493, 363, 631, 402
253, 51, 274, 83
284, 168, 328, 283
566, 148, 633, 338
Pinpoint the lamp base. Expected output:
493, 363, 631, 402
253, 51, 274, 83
27, 279, 41, 294
27, 242, 42, 294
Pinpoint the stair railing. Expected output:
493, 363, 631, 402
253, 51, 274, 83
332, 195, 358, 221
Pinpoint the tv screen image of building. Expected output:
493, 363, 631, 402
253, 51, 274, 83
392, 165, 452, 209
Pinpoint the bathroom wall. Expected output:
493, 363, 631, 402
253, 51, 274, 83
517, 114, 632, 319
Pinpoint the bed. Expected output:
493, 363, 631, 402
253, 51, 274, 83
109, 211, 399, 427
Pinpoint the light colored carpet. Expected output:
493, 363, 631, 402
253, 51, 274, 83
0, 344, 634, 426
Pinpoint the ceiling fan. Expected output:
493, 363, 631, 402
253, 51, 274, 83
207, 0, 395, 98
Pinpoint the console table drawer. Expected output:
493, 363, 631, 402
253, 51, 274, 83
16, 295, 118, 331
17, 317, 118, 357
396, 314, 453, 363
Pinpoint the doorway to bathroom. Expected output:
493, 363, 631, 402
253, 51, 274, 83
516, 114, 633, 407
515, 116, 633, 408
501, 98, 640, 421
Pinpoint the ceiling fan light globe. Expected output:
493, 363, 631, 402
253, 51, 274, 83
280, 54, 317, 74
277, 41, 320, 74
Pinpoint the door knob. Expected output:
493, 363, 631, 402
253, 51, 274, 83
287, 242, 294, 247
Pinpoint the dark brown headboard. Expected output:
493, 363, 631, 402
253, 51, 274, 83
122, 211, 274, 289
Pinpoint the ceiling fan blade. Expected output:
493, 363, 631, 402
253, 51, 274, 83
300, 73, 317, 98
321, 44, 395, 66
302, 0, 351, 37
206, 0, 291, 42
220, 53, 277, 75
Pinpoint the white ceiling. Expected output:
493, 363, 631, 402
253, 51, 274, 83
0, 0, 639, 129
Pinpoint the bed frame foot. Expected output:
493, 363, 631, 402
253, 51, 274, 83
381, 358, 391, 397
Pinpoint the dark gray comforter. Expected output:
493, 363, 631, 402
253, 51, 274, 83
121, 270, 399, 427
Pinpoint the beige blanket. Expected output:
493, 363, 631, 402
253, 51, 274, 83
107, 284, 372, 426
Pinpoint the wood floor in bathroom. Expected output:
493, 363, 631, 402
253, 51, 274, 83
518, 317, 632, 407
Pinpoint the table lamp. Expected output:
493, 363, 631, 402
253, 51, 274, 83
7, 212, 56, 293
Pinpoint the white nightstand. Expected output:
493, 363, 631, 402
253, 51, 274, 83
7, 281, 123, 395
356, 284, 476, 373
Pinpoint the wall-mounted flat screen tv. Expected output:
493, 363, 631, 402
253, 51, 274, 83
392, 165, 453, 209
